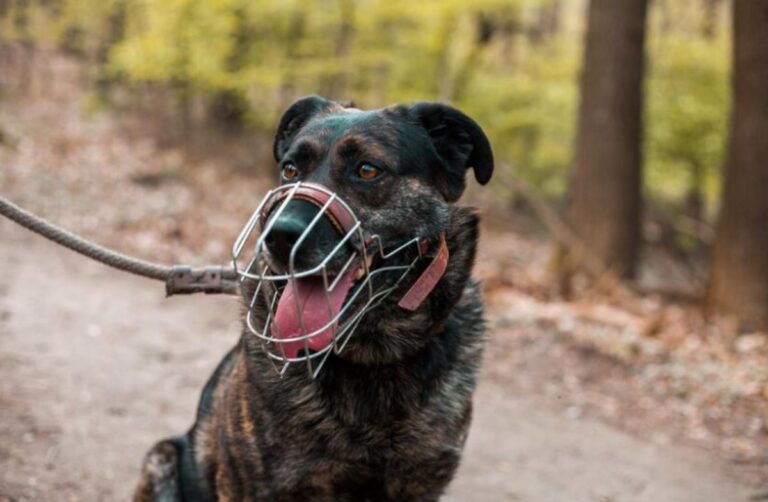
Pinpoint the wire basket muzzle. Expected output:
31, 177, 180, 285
231, 182, 423, 378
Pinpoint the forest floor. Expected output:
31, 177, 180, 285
1, 50, 767, 501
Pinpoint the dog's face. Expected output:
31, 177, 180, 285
266, 96, 493, 269
254, 96, 493, 364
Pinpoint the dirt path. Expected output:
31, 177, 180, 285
0, 221, 755, 501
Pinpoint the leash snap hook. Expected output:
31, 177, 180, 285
166, 265, 227, 296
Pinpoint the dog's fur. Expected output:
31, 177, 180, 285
134, 96, 494, 501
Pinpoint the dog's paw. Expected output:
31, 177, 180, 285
134, 440, 181, 502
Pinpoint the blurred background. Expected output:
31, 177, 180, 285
1, 0, 767, 500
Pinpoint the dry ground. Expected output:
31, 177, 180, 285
0, 221, 758, 501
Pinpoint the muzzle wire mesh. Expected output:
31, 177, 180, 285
232, 182, 424, 378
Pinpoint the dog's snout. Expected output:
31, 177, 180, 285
264, 200, 341, 270
265, 218, 304, 265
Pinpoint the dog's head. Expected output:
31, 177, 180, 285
245, 96, 493, 367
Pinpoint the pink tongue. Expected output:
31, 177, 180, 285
272, 268, 358, 359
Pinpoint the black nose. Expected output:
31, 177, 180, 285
265, 217, 305, 266
263, 200, 340, 270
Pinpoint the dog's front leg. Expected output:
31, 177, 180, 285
134, 439, 182, 502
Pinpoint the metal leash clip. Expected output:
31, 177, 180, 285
166, 266, 239, 296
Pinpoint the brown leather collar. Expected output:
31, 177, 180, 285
398, 232, 449, 311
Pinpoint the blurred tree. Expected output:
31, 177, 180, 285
560, 0, 649, 281
707, 0, 768, 328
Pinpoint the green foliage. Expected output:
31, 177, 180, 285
0, 0, 124, 54
106, 0, 571, 159
645, 5, 729, 214
0, 0, 732, 210
110, 0, 240, 88
463, 39, 578, 195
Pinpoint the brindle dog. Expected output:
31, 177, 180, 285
134, 96, 494, 501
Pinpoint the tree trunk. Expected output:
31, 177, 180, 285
707, 0, 768, 328
562, 0, 649, 279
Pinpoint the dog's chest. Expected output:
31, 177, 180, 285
263, 417, 466, 502
242, 369, 471, 500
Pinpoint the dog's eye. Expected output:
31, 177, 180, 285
356, 163, 380, 181
281, 163, 299, 181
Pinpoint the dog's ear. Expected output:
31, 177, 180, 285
409, 102, 494, 202
274, 96, 335, 161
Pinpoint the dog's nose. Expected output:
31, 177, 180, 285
265, 217, 305, 266
263, 200, 340, 270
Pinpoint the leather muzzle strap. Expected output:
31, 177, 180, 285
261, 183, 368, 251
398, 233, 449, 312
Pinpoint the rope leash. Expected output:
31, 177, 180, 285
0, 195, 239, 296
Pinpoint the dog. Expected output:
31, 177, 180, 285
134, 96, 494, 501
